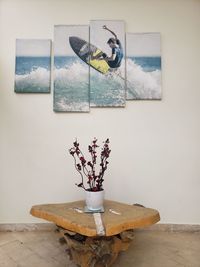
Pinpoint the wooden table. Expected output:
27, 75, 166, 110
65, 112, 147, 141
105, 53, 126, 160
30, 200, 160, 267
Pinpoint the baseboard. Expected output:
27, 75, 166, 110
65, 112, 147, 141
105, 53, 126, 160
0, 223, 56, 232
136, 223, 200, 233
0, 223, 200, 232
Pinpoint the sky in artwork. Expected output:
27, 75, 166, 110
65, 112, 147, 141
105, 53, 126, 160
126, 33, 161, 57
16, 39, 51, 57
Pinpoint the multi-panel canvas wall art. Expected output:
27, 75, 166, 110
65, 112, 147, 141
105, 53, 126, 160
54, 25, 90, 112
15, 39, 51, 93
15, 22, 162, 111
89, 20, 125, 107
126, 33, 162, 100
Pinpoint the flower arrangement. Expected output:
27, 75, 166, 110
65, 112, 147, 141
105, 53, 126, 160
69, 138, 111, 192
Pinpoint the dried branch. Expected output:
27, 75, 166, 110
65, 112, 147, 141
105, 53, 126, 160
69, 138, 111, 191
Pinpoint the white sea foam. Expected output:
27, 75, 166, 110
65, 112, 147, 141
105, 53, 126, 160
15, 67, 50, 92
54, 96, 89, 112
54, 61, 88, 86
126, 58, 161, 99
54, 61, 89, 112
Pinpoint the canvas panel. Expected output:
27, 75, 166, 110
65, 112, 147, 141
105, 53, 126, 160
54, 25, 90, 112
15, 39, 51, 93
89, 20, 126, 107
126, 32, 162, 100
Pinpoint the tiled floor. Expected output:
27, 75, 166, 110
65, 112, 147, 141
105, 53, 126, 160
0, 230, 199, 267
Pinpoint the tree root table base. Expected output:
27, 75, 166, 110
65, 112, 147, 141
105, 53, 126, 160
58, 227, 135, 267
30, 200, 160, 267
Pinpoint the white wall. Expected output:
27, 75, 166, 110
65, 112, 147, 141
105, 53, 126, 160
0, 0, 200, 224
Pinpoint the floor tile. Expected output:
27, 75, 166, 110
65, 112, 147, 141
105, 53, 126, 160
0, 230, 199, 267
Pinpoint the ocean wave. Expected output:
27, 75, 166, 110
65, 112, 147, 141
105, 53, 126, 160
15, 67, 50, 93
89, 62, 126, 107
54, 61, 89, 112
54, 61, 88, 85
126, 58, 161, 99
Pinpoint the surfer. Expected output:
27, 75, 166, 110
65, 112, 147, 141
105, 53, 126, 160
92, 25, 123, 69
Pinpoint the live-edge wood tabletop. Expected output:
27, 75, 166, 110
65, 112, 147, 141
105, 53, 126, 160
30, 200, 160, 237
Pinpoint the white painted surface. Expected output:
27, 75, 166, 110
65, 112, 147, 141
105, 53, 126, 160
0, 0, 200, 224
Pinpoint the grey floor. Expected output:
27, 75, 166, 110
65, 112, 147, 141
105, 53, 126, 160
0, 230, 199, 267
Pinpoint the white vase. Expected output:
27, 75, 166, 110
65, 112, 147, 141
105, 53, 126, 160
85, 190, 105, 211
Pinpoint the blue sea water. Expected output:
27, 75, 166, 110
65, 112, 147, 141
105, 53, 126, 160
15, 57, 51, 93
15, 55, 162, 106
54, 55, 161, 110
54, 56, 90, 112
54, 56, 126, 111
54, 56, 75, 70
126, 56, 162, 100
90, 65, 125, 107
132, 57, 161, 72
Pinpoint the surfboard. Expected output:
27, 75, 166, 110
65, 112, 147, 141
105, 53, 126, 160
69, 36, 110, 74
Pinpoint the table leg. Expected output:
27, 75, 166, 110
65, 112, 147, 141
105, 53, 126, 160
58, 227, 134, 267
